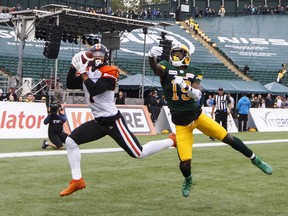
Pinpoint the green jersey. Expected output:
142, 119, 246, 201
159, 60, 203, 125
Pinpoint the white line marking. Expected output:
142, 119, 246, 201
0, 139, 287, 158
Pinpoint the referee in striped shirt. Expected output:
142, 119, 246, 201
211, 87, 231, 130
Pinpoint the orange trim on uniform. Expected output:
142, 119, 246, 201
99, 65, 119, 79
116, 118, 141, 157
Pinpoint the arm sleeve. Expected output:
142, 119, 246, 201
58, 113, 67, 122
84, 77, 116, 96
184, 86, 202, 100
43, 115, 51, 125
66, 66, 83, 89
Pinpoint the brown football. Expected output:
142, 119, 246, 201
81, 51, 94, 63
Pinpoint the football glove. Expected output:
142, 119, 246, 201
148, 46, 163, 58
72, 53, 89, 76
71, 51, 84, 67
174, 76, 202, 100
174, 76, 187, 89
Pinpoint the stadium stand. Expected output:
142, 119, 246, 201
113, 21, 241, 80
196, 15, 288, 85
1, 6, 288, 98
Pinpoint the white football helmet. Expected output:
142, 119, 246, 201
169, 44, 191, 67
90, 43, 109, 67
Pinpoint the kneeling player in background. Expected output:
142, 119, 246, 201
42, 101, 67, 150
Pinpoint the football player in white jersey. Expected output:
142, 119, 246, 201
60, 43, 176, 196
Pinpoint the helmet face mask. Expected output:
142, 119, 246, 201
170, 44, 191, 67
90, 43, 109, 68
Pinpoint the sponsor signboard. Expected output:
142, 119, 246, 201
0, 103, 155, 139
155, 106, 238, 134
248, 108, 288, 132
62, 104, 155, 135
0, 102, 48, 138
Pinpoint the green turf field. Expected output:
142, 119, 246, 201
0, 132, 287, 216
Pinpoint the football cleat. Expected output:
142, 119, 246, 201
182, 175, 192, 197
209, 136, 216, 141
60, 178, 86, 196
42, 140, 48, 149
168, 133, 177, 147
251, 155, 273, 175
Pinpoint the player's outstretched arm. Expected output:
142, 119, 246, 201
66, 66, 83, 89
148, 46, 165, 77
84, 77, 116, 96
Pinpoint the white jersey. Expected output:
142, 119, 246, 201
83, 68, 118, 118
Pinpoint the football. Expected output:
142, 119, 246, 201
81, 51, 94, 63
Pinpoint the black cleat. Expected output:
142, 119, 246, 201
42, 140, 48, 149
209, 137, 216, 141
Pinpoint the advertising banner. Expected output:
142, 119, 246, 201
0, 102, 48, 139
155, 106, 238, 134
0, 103, 155, 139
248, 108, 288, 132
62, 104, 155, 135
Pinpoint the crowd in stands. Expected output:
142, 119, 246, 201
205, 92, 288, 110
0, 86, 48, 104
1, 3, 23, 13
243, 4, 288, 15
249, 93, 288, 109
1, 1, 288, 22
1, 2, 287, 26
1, 2, 172, 20
86, 7, 172, 20
194, 4, 288, 18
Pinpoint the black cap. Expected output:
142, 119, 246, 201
218, 87, 224, 91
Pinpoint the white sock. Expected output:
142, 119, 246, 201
139, 138, 173, 158
250, 153, 255, 160
65, 137, 82, 180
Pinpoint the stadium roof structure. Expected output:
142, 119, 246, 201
0, 5, 157, 36
264, 82, 288, 95
118, 74, 161, 90
201, 79, 268, 94
0, 4, 158, 81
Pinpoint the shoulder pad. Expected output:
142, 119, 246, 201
99, 65, 119, 79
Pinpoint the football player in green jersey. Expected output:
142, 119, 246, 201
148, 44, 273, 197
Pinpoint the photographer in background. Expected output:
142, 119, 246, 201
42, 101, 68, 150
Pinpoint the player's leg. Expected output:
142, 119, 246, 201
243, 114, 248, 131
222, 134, 273, 174
221, 112, 228, 130
107, 112, 175, 158
196, 112, 227, 141
67, 120, 106, 178
197, 113, 272, 175
215, 112, 221, 125
48, 135, 64, 150
175, 124, 193, 197
60, 120, 106, 196
59, 132, 68, 147
238, 114, 243, 132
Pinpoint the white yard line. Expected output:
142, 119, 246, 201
0, 139, 287, 158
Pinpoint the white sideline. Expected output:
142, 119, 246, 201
0, 139, 287, 159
